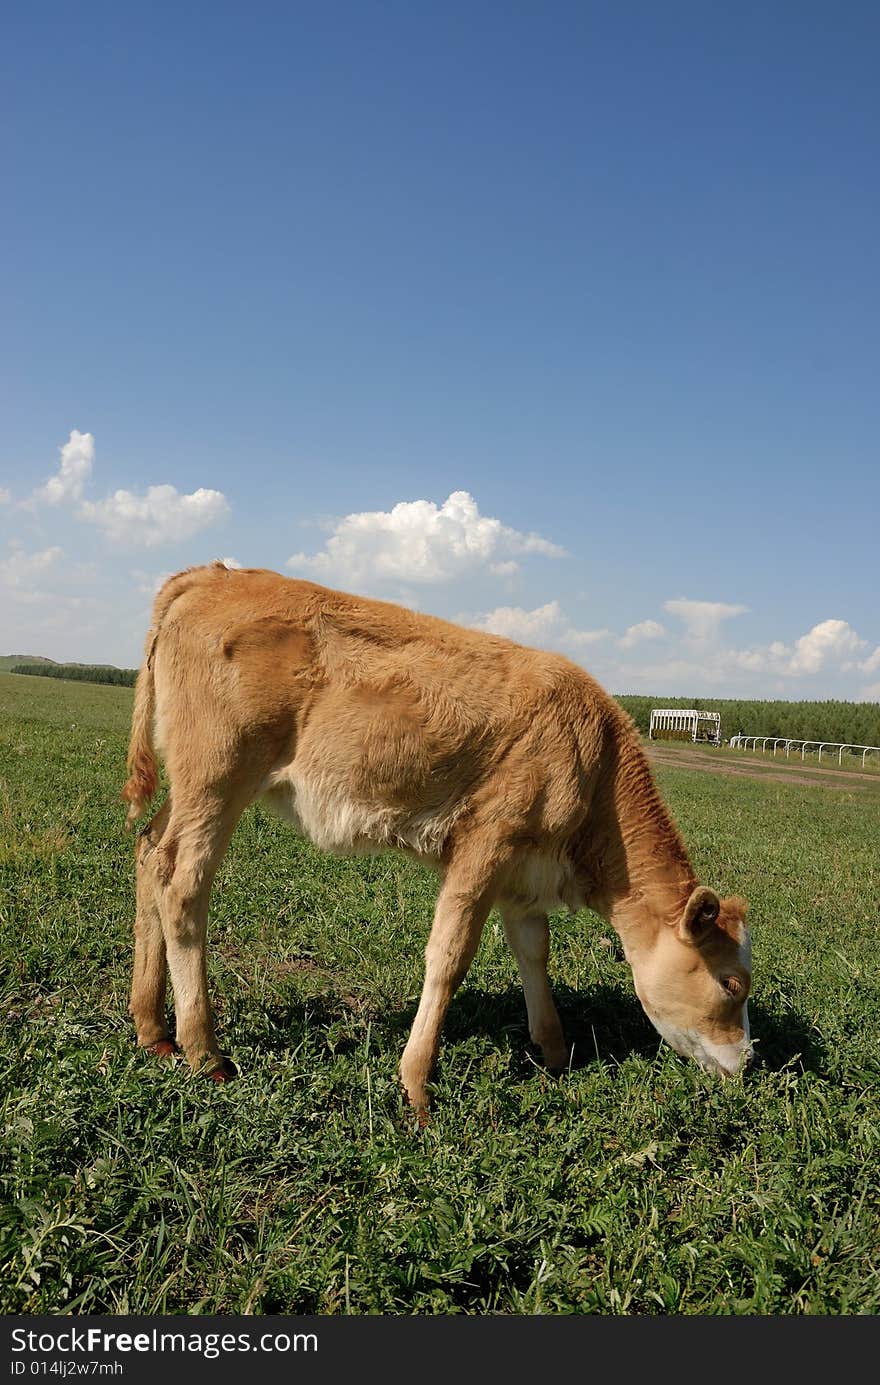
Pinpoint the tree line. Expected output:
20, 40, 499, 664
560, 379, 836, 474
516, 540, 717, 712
616, 695, 880, 748
11, 663, 138, 687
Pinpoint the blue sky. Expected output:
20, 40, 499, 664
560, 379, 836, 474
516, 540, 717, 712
2, 1, 878, 698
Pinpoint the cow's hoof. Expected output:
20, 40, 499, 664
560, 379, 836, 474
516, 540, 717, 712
147, 1038, 179, 1060
206, 1057, 238, 1083
544, 1055, 569, 1076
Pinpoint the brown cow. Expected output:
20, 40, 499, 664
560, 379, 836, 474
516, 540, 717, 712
123, 563, 752, 1112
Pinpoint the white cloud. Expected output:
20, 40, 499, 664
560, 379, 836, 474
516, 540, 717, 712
564, 626, 612, 648
471, 601, 564, 642
0, 546, 63, 591
468, 600, 610, 652
288, 490, 566, 586
619, 618, 666, 648
18, 430, 230, 549
639, 619, 870, 684
79, 484, 229, 547
664, 597, 748, 643
0, 548, 109, 655
787, 619, 866, 674
0, 551, 105, 653
218, 555, 243, 569
855, 645, 880, 675
131, 567, 174, 596
860, 681, 880, 702
612, 655, 713, 690
0, 487, 11, 505
462, 604, 877, 692
33, 430, 95, 505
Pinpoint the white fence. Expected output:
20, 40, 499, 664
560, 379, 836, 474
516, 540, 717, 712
728, 734, 880, 768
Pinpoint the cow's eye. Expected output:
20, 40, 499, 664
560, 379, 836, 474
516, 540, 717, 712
721, 974, 742, 998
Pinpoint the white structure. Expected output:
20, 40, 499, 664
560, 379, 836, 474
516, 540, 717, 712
649, 709, 721, 745
729, 734, 880, 768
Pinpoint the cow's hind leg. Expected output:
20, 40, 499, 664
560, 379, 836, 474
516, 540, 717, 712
130, 799, 174, 1055
399, 852, 501, 1116
156, 793, 249, 1080
501, 911, 568, 1072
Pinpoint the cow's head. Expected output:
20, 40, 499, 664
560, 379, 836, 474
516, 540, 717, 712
630, 887, 752, 1076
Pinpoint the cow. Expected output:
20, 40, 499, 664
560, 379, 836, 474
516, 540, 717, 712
123, 562, 752, 1113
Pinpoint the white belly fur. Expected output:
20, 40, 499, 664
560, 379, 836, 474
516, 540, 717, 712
260, 769, 585, 916
261, 767, 464, 860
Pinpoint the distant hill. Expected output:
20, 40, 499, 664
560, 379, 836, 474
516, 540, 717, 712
0, 654, 58, 670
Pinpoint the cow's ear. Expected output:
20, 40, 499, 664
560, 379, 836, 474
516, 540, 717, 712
678, 886, 720, 946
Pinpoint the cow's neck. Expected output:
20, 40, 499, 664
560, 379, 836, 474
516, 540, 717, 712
589, 729, 696, 959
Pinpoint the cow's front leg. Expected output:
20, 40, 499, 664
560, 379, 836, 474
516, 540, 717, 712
502, 911, 568, 1071
399, 868, 495, 1116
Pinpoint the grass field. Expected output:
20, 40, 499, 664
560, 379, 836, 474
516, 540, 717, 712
1, 670, 879, 1314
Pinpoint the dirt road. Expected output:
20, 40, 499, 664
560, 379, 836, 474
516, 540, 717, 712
645, 741, 880, 790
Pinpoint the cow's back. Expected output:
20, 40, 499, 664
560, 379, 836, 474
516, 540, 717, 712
149, 564, 618, 861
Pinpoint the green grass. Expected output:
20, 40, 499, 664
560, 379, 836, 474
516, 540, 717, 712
1, 670, 878, 1315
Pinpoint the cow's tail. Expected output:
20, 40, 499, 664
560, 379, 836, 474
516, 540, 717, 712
122, 565, 232, 828
122, 634, 160, 828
